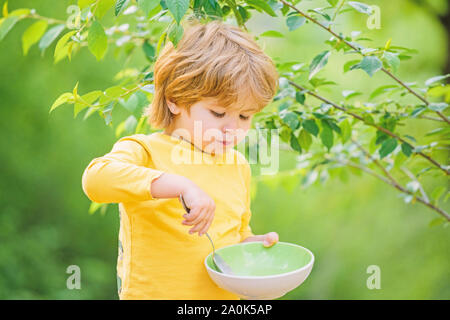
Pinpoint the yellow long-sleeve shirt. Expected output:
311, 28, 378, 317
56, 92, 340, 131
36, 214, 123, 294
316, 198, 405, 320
81, 131, 255, 299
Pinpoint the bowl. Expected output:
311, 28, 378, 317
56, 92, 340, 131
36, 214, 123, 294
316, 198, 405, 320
204, 241, 314, 300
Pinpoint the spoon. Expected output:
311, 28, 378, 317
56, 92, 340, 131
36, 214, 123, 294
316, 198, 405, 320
179, 194, 235, 275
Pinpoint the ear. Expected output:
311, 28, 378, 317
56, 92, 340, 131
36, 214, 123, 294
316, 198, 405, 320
166, 98, 181, 115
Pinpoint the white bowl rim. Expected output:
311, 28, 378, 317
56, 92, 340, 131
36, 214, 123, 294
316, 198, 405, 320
204, 241, 315, 280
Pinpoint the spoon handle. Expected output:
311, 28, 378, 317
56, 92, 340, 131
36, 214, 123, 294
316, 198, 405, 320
179, 194, 190, 214
179, 194, 234, 275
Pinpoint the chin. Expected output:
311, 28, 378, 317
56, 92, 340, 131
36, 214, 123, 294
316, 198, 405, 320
210, 142, 233, 155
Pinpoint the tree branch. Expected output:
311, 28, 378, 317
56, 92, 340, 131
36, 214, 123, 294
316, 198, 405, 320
279, 0, 450, 125
289, 81, 449, 175
328, 156, 450, 220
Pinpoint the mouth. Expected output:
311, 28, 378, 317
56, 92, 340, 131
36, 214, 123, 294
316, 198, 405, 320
218, 139, 234, 146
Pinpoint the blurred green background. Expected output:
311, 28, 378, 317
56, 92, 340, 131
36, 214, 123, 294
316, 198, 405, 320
0, 0, 448, 299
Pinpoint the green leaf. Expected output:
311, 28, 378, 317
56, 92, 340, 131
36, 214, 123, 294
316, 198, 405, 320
327, 119, 341, 134
348, 1, 373, 15
88, 20, 108, 61
22, 20, 48, 56
428, 102, 448, 112
100, 86, 129, 105
279, 126, 291, 143
425, 74, 450, 87
342, 90, 362, 100
166, 0, 189, 24
383, 51, 400, 73
259, 30, 284, 38
38, 24, 65, 53
168, 23, 184, 47
302, 119, 319, 137
124, 115, 138, 133
0, 16, 19, 41
340, 119, 351, 143
74, 90, 103, 117
309, 50, 330, 80
410, 106, 426, 117
359, 55, 382, 77
83, 106, 101, 120
424, 127, 445, 137
309, 8, 331, 21
298, 129, 312, 151
78, 0, 97, 9
115, 0, 128, 16
320, 120, 334, 150
49, 92, 74, 113
203, 0, 223, 18
369, 84, 398, 100
224, 0, 244, 25
404, 135, 416, 143
138, 0, 160, 16
102, 102, 114, 125
120, 91, 148, 116
427, 85, 450, 98
327, 0, 339, 6
105, 86, 127, 98
95, 0, 116, 19
379, 138, 397, 159
237, 5, 250, 23
9, 8, 31, 17
286, 15, 305, 31
142, 40, 155, 61
281, 112, 300, 130
401, 142, 413, 157
54, 30, 77, 63
290, 132, 302, 153
343, 59, 360, 73
362, 113, 375, 125
295, 91, 305, 104
246, 0, 277, 17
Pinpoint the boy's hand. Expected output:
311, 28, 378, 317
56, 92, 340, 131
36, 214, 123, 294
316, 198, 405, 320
241, 232, 279, 247
179, 183, 215, 237
262, 232, 279, 247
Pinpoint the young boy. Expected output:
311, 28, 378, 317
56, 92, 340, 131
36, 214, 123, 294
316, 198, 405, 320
81, 19, 280, 299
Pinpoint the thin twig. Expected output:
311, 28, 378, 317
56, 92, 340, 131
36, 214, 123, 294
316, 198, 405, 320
26, 13, 67, 25
401, 167, 430, 203
329, 157, 450, 220
351, 138, 398, 185
278, 0, 450, 125
290, 81, 449, 175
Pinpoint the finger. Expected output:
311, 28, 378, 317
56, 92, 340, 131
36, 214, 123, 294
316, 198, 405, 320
263, 232, 279, 247
183, 206, 201, 222
199, 210, 214, 236
190, 219, 208, 235
189, 215, 209, 235
187, 207, 208, 233
269, 232, 279, 243
186, 207, 208, 226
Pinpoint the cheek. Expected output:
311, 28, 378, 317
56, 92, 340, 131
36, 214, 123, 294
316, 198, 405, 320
202, 124, 223, 142
235, 129, 249, 144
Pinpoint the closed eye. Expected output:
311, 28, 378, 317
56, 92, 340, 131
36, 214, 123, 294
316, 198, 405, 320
210, 110, 250, 120
210, 110, 225, 118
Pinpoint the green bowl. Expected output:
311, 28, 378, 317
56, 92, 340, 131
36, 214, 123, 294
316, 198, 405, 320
204, 241, 314, 300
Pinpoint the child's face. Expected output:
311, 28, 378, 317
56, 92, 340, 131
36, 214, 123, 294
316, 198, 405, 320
166, 97, 256, 155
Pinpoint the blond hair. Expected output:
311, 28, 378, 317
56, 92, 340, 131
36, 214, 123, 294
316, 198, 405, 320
144, 18, 279, 130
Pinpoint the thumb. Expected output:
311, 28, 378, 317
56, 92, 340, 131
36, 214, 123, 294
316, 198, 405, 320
263, 232, 279, 247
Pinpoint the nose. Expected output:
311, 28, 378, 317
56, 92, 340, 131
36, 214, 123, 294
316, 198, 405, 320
222, 116, 239, 132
